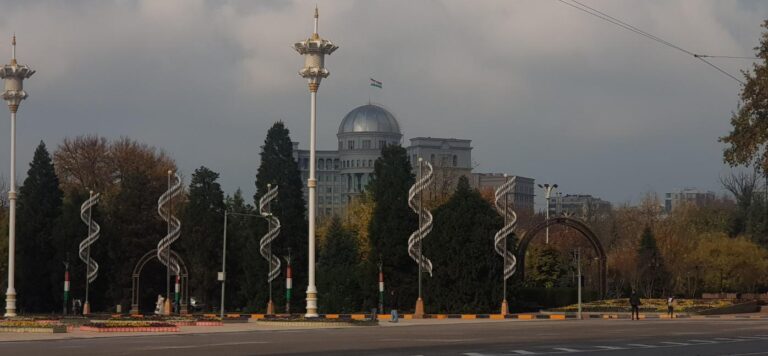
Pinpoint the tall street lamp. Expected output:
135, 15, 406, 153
2, 34, 34, 317
537, 183, 558, 244
293, 6, 338, 318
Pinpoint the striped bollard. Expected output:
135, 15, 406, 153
378, 268, 384, 313
285, 262, 292, 314
174, 275, 180, 313
63, 269, 70, 315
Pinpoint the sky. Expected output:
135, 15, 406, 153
0, 0, 765, 208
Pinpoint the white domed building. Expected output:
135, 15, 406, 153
294, 103, 535, 219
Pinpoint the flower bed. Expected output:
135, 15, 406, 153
549, 298, 735, 313
0, 320, 68, 333
109, 315, 222, 327
81, 321, 179, 332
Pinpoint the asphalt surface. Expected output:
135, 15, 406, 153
3, 319, 768, 355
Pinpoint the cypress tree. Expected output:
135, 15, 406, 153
180, 166, 226, 309
637, 226, 667, 297
425, 176, 503, 313
16, 141, 63, 312
253, 122, 307, 311
367, 144, 417, 311
318, 216, 361, 313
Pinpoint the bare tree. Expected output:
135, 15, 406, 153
720, 169, 760, 211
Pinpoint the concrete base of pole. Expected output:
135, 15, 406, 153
163, 299, 171, 315
267, 300, 275, 315
414, 298, 425, 319
500, 299, 509, 315
83, 302, 90, 315
4, 292, 16, 317
305, 292, 318, 318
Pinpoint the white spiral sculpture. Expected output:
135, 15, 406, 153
494, 177, 518, 280
158, 172, 182, 275
259, 184, 282, 283
79, 192, 101, 284
408, 160, 434, 277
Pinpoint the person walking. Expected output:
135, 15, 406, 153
667, 295, 675, 319
629, 290, 641, 320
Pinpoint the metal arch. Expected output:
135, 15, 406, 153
130, 248, 188, 315
516, 217, 607, 298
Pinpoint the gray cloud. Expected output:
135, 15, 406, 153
0, 0, 764, 207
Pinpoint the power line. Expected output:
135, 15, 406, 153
558, 0, 748, 85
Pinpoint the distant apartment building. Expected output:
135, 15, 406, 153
664, 188, 716, 212
547, 194, 612, 218
470, 173, 535, 215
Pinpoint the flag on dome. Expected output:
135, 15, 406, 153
370, 78, 382, 89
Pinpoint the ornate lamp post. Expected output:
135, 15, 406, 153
2, 34, 34, 317
293, 6, 338, 318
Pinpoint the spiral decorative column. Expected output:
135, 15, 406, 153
79, 191, 101, 315
158, 171, 182, 315
293, 6, 338, 318
408, 158, 433, 318
259, 183, 281, 314
494, 175, 518, 315
2, 34, 34, 317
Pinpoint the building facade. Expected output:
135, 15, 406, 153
295, 102, 535, 219
664, 188, 716, 213
469, 173, 535, 215
548, 194, 612, 218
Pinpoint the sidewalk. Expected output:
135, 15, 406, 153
0, 313, 764, 343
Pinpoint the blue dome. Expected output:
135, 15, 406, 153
338, 104, 401, 134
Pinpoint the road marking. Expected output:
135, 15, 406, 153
713, 337, 745, 342
688, 339, 718, 344
510, 350, 538, 355
626, 343, 656, 348
552, 347, 581, 352
660, 341, 690, 346
463, 353, 488, 356
594, 346, 625, 350
139, 341, 269, 350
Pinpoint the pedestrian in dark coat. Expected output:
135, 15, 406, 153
629, 290, 641, 320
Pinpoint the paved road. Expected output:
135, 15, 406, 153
3, 319, 768, 355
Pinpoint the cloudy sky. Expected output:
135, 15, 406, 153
0, 0, 765, 207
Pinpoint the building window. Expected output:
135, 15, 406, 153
430, 154, 435, 164
327, 187, 332, 193
348, 140, 355, 150
412, 154, 417, 163
334, 159, 340, 170
369, 160, 373, 167
379, 140, 386, 148
319, 159, 325, 170
339, 141, 343, 150
357, 160, 360, 167
362, 140, 371, 149
453, 155, 458, 167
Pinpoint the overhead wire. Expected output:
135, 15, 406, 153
557, 0, 752, 85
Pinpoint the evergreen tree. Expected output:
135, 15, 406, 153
367, 144, 417, 311
225, 189, 256, 311
318, 216, 361, 313
425, 176, 503, 313
180, 166, 226, 309
253, 122, 307, 311
525, 244, 565, 289
103, 168, 169, 312
16, 142, 63, 312
637, 226, 667, 297
51, 191, 88, 313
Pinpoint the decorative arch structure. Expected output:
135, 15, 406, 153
516, 216, 607, 298
130, 249, 188, 315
